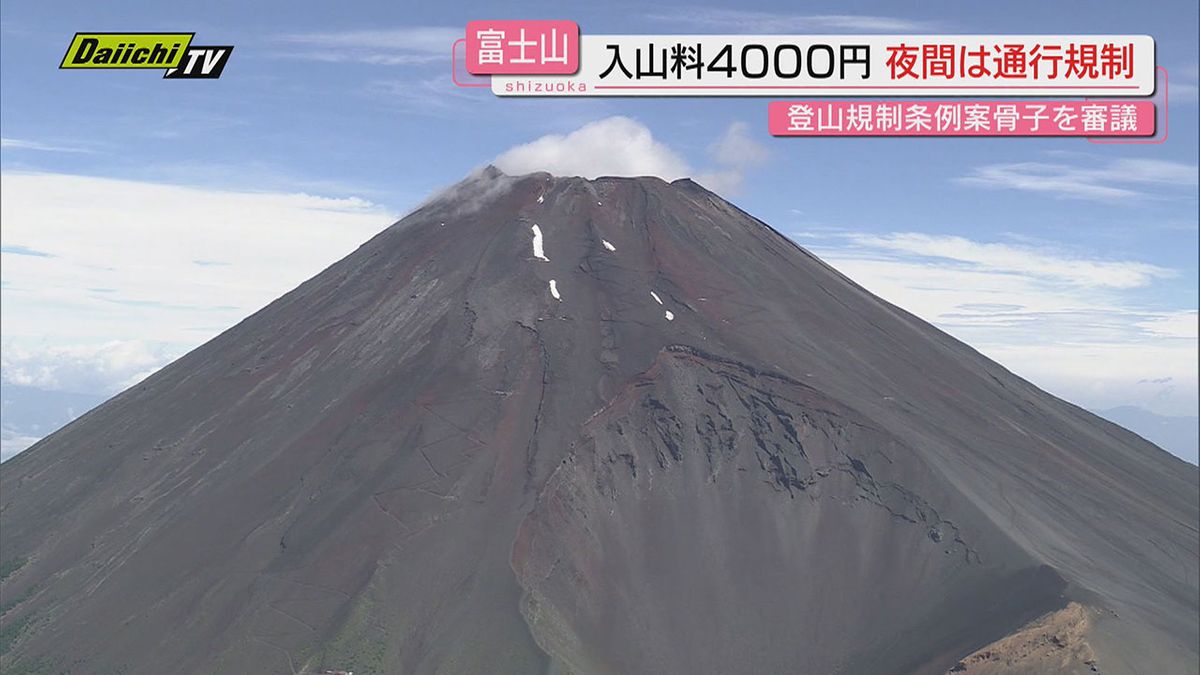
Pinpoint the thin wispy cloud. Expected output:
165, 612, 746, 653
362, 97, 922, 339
958, 158, 1199, 201
845, 232, 1174, 288
365, 75, 482, 113
1, 138, 96, 154
696, 121, 771, 195
796, 229, 1197, 416
271, 27, 460, 65
1169, 63, 1199, 103
365, 76, 612, 124
1, 245, 54, 258
646, 8, 938, 33
1171, 83, 1199, 103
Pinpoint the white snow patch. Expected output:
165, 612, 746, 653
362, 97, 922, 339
664, 310, 675, 321
549, 279, 561, 300
602, 239, 616, 252
650, 291, 663, 305
531, 224, 549, 261
537, 194, 544, 203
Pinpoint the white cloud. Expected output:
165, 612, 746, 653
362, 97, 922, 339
958, 158, 1199, 201
1, 172, 396, 393
800, 231, 1198, 416
1, 340, 177, 394
494, 116, 692, 180
271, 27, 460, 65
646, 8, 936, 32
494, 116, 768, 194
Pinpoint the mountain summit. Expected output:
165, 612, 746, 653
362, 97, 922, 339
1, 169, 1196, 674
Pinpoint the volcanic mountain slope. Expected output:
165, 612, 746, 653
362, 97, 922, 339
1, 168, 1196, 674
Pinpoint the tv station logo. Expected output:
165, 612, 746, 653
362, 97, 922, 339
59, 33, 232, 79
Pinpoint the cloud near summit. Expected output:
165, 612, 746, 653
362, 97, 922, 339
493, 117, 690, 180
493, 116, 767, 194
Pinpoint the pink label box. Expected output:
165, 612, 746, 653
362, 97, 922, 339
466, 20, 579, 75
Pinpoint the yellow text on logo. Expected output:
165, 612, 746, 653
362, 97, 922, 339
60, 33, 194, 68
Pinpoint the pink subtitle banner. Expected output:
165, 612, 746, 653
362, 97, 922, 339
466, 20, 579, 75
768, 100, 1155, 136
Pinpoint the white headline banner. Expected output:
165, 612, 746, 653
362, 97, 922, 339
492, 34, 1156, 97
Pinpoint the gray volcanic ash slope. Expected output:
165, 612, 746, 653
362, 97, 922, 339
0, 168, 1196, 674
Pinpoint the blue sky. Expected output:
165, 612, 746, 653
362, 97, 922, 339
1, 1, 1197, 431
